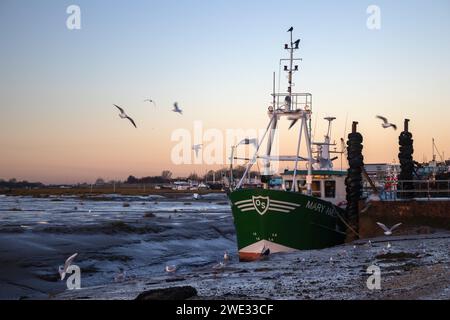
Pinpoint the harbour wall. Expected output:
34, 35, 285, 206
359, 200, 450, 238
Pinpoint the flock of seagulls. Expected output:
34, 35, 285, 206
58, 105, 400, 287
58, 220, 401, 287
113, 100, 183, 129
163, 249, 232, 277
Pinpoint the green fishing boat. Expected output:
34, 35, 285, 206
228, 27, 348, 261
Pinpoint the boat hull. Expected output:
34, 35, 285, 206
228, 189, 347, 261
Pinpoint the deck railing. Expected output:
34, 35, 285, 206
364, 180, 450, 200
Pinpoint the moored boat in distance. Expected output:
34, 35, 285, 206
228, 27, 349, 261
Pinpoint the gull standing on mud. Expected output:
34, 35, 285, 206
212, 262, 225, 270
260, 246, 270, 258
172, 102, 183, 115
376, 222, 402, 236
376, 115, 397, 130
114, 268, 126, 283
58, 253, 78, 280
165, 265, 177, 273
113, 104, 137, 128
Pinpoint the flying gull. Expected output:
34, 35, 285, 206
288, 119, 298, 130
144, 99, 156, 107
172, 102, 183, 115
114, 104, 137, 128
58, 253, 78, 280
239, 138, 258, 147
376, 115, 397, 130
376, 222, 402, 236
192, 144, 202, 157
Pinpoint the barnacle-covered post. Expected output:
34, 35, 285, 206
345, 122, 364, 240
398, 119, 414, 198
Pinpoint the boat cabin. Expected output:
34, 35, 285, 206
280, 169, 346, 205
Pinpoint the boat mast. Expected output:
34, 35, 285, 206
287, 27, 294, 111
235, 27, 313, 193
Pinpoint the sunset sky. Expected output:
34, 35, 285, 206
1, 0, 449, 184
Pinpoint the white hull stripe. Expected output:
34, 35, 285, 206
237, 203, 254, 209
235, 199, 300, 207
269, 203, 297, 210
269, 208, 290, 213
234, 198, 301, 214
239, 206, 293, 213
270, 199, 301, 207
235, 199, 252, 205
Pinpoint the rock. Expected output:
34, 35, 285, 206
376, 252, 420, 260
135, 286, 197, 300
143, 212, 156, 218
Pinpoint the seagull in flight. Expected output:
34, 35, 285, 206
376, 115, 397, 130
172, 102, 183, 115
114, 104, 137, 128
144, 99, 156, 107
376, 222, 402, 236
239, 138, 258, 148
288, 119, 298, 130
58, 253, 78, 280
192, 144, 202, 157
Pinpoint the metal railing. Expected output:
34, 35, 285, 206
368, 180, 450, 200
271, 92, 312, 111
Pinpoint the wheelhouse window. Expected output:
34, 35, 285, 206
312, 181, 321, 198
324, 180, 336, 198
297, 180, 306, 192
284, 180, 292, 190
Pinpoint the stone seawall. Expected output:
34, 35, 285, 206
359, 200, 450, 238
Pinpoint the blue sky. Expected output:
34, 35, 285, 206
1, 0, 449, 183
